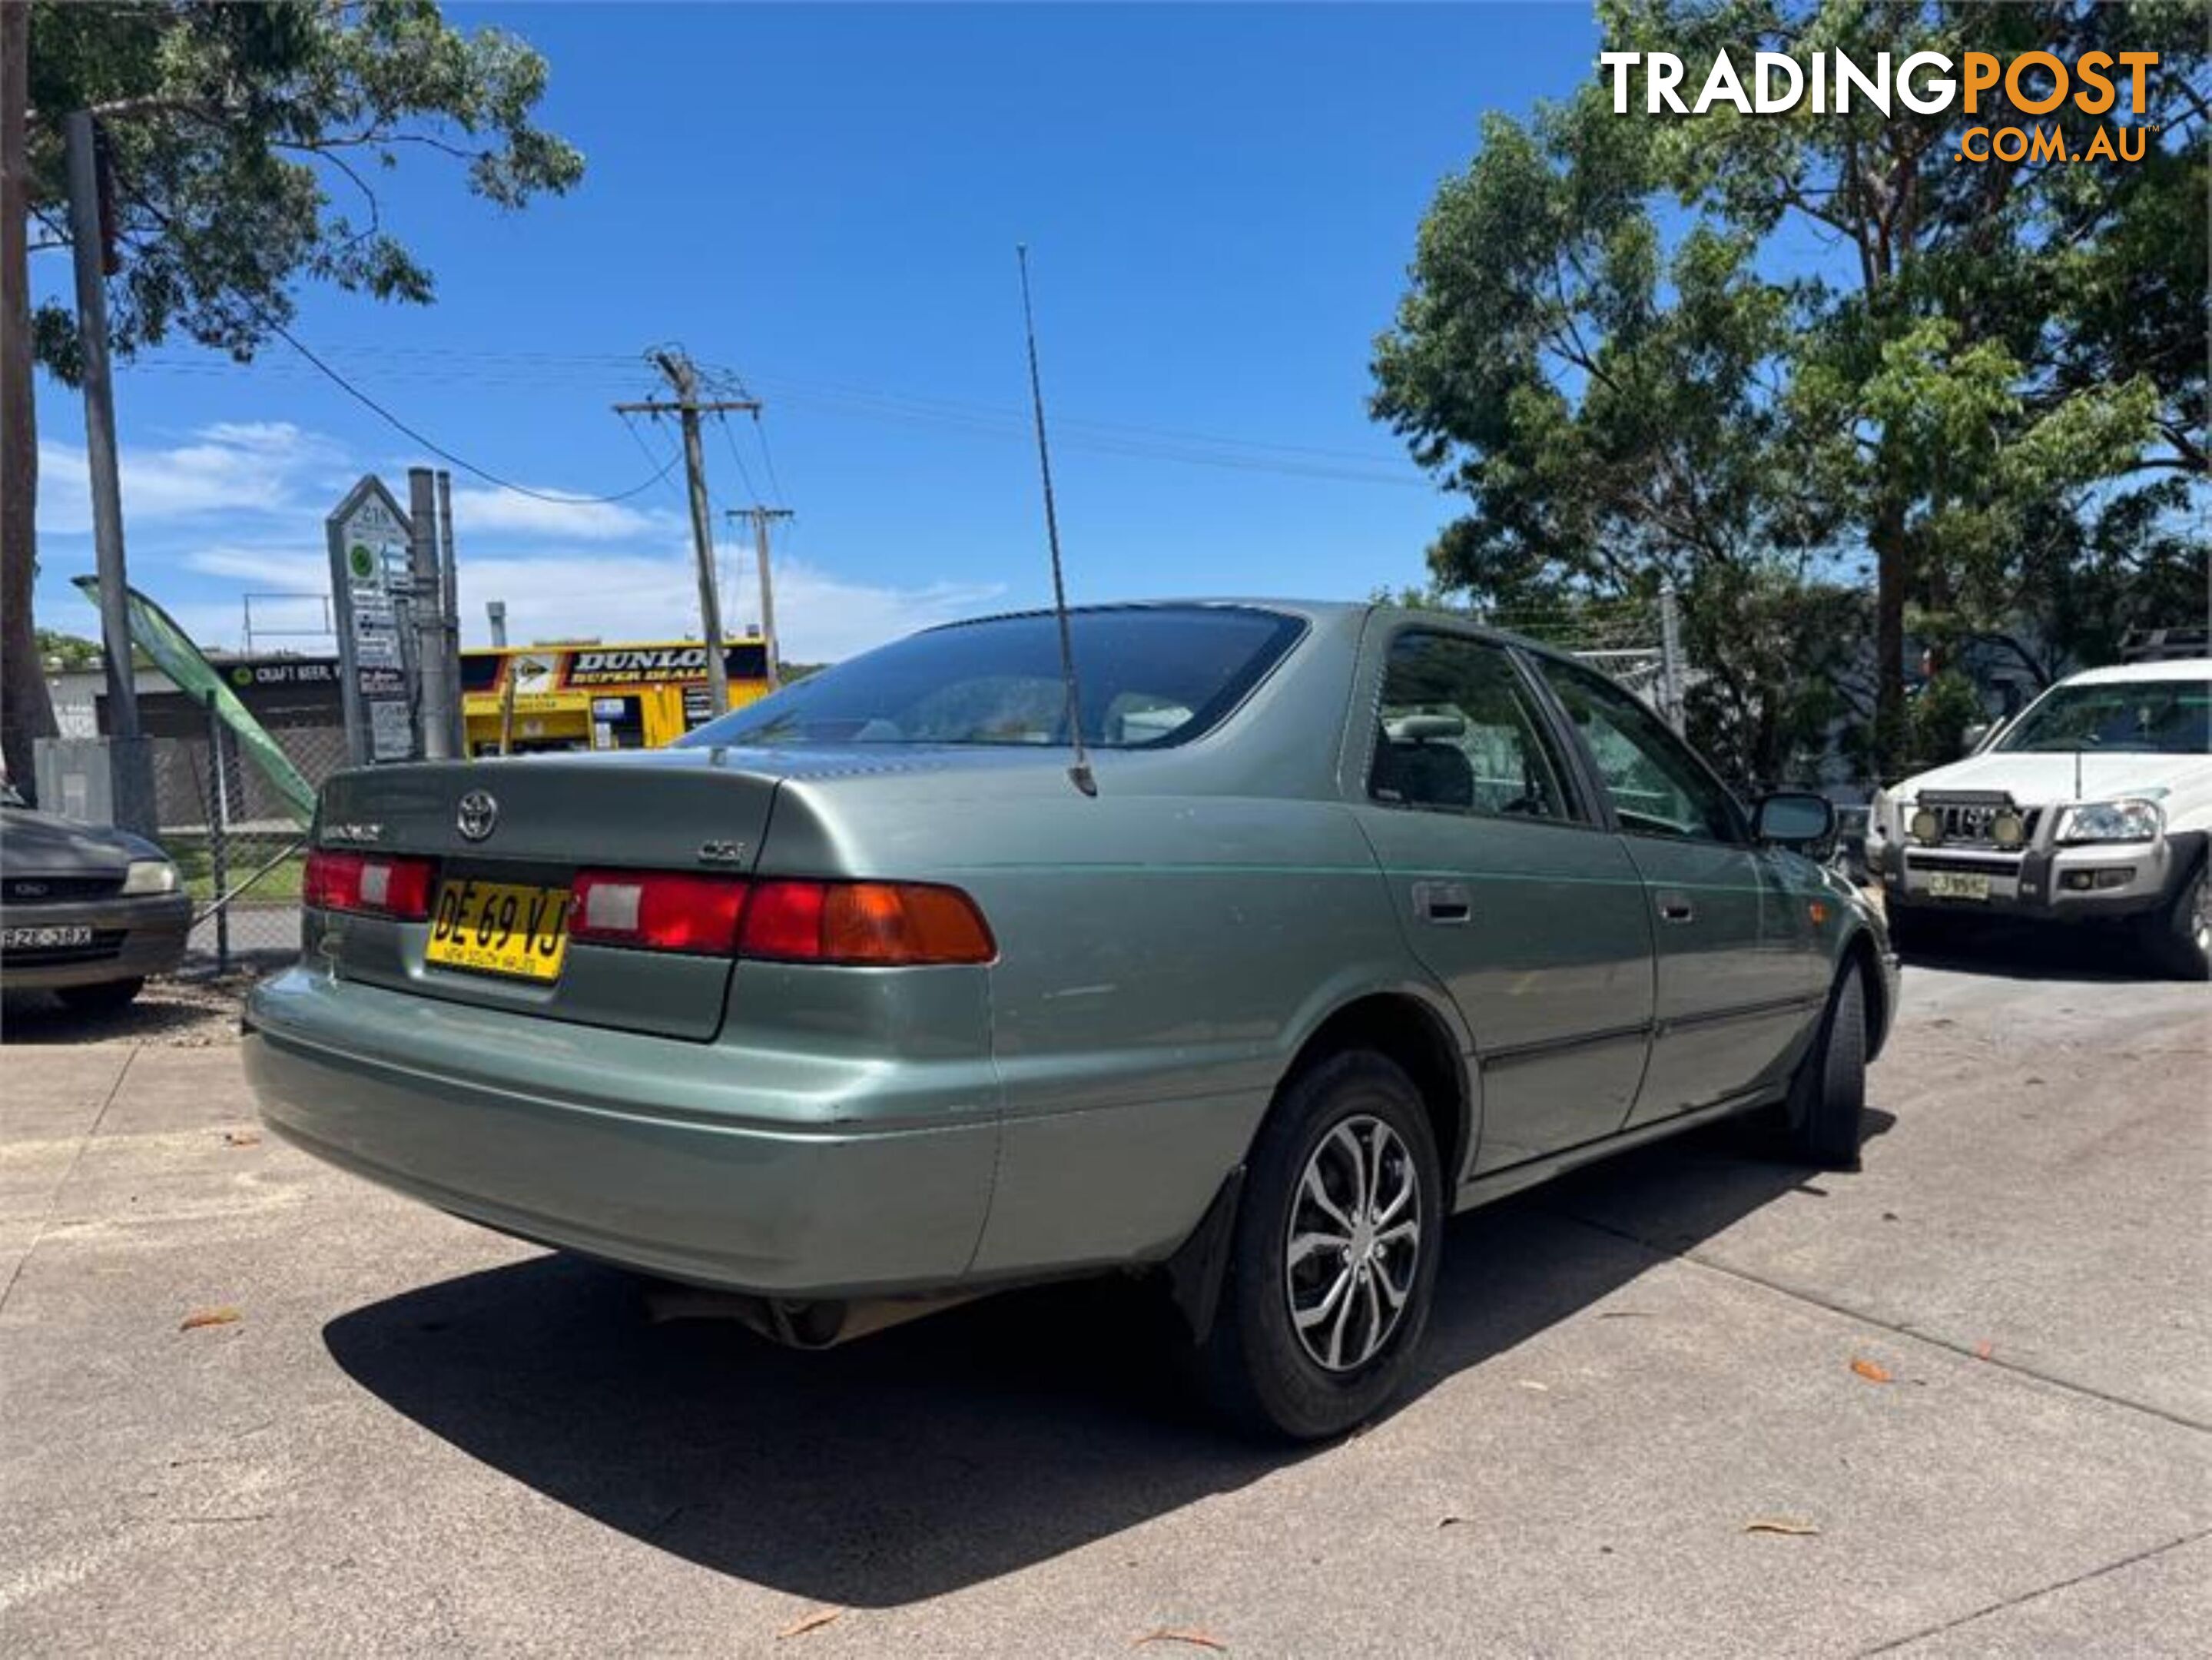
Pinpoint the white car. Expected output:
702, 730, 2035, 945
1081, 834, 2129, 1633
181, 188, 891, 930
1869, 658, 2210, 979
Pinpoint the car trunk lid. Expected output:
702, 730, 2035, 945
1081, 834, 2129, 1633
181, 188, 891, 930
310, 750, 781, 1040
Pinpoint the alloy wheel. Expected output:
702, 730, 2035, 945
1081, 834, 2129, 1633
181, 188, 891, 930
1284, 1114, 1423, 1372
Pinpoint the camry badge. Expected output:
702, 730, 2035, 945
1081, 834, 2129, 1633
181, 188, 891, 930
456, 791, 499, 842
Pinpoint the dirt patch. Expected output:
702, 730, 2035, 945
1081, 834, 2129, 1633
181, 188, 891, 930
1, 971, 261, 1047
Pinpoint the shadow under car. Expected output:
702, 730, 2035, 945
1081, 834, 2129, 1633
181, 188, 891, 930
322, 1113, 1889, 1608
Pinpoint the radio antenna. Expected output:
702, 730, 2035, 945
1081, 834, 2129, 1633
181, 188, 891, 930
1016, 244, 1097, 798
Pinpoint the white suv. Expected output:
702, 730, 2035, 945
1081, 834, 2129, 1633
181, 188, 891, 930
1869, 659, 2210, 978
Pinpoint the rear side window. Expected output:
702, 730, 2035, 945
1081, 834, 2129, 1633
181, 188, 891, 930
678, 606, 1305, 749
1369, 632, 1579, 822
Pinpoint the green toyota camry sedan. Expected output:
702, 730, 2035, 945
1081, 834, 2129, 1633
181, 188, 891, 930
245, 600, 1898, 1438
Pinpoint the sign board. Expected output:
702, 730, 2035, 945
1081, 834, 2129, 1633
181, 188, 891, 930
326, 476, 419, 765
226, 659, 339, 690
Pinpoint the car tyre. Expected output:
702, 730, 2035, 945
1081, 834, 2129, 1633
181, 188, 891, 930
1195, 1049, 1443, 1442
2137, 857, 2210, 981
55, 976, 145, 1016
1789, 961, 1869, 1171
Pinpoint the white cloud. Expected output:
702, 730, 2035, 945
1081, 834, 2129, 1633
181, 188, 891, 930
453, 546, 1003, 662
445, 485, 678, 544
37, 422, 343, 533
182, 543, 332, 590
35, 423, 1001, 666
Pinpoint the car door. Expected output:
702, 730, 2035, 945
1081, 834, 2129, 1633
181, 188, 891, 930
1528, 654, 1814, 1126
1354, 628, 1657, 1174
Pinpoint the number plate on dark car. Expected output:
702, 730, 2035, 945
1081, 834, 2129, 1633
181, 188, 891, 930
2, 925, 95, 951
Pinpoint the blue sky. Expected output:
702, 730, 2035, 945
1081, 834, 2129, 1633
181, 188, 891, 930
33, 2, 1607, 662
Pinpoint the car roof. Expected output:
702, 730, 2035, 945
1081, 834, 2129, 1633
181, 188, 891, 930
2059, 658, 2212, 687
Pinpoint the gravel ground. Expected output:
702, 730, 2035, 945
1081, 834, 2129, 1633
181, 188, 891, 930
1, 972, 257, 1048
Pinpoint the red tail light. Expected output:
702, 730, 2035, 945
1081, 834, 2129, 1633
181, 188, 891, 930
740, 880, 997, 966
303, 850, 436, 920
570, 869, 748, 954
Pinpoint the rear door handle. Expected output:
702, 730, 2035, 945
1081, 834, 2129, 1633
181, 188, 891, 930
1656, 891, 1696, 924
1413, 881, 1472, 925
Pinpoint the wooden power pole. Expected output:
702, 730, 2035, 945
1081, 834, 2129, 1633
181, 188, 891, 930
727, 506, 793, 691
616, 350, 757, 717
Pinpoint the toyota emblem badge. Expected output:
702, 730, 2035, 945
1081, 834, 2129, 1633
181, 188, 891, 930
456, 790, 499, 842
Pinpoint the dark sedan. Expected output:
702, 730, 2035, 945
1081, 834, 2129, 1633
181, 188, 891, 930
1, 782, 192, 1012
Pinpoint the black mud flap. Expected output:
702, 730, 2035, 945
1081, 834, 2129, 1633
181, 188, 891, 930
1162, 1166, 1245, 1344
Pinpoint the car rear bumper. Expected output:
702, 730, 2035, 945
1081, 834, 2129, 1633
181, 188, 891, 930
0, 892, 192, 989
243, 966, 1002, 1299
1880, 831, 2203, 923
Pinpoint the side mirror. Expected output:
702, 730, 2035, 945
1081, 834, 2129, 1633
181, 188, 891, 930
1960, 721, 1992, 753
1755, 791, 1836, 852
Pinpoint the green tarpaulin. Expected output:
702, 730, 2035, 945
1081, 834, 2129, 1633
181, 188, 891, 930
73, 576, 320, 826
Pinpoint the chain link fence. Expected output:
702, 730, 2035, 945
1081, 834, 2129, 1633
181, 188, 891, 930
152, 703, 350, 971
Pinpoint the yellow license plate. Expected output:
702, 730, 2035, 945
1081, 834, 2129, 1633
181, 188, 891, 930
426, 880, 570, 981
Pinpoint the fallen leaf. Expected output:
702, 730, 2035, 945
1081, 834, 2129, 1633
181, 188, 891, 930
774, 1608, 841, 1641
222, 1130, 261, 1147
1744, 1517, 1821, 1537
1515, 1379, 1550, 1393
1849, 1357, 1893, 1384
179, 1307, 242, 1332
1438, 1516, 1465, 1529
1973, 1340, 1995, 1361
1133, 1631, 1227, 1653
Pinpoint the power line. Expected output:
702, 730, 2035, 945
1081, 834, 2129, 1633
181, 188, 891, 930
260, 320, 684, 506
711, 410, 763, 506
143, 336, 1428, 485
107, 177, 685, 506
751, 413, 791, 510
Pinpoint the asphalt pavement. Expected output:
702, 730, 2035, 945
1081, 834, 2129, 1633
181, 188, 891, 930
2, 931, 2206, 1658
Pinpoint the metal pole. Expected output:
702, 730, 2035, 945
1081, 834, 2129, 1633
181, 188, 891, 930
498, 659, 517, 757
436, 470, 463, 755
204, 691, 230, 973
406, 468, 452, 759
652, 351, 730, 719
63, 111, 154, 834
1658, 579, 1686, 733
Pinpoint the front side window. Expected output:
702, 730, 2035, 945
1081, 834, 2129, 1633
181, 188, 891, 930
678, 605, 1304, 750
1995, 679, 2210, 755
1534, 656, 1744, 843
1369, 632, 1577, 821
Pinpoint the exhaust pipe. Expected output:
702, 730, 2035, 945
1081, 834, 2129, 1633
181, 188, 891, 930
642, 1283, 985, 1348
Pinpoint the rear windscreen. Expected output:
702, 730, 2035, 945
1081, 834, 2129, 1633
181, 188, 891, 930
678, 606, 1305, 750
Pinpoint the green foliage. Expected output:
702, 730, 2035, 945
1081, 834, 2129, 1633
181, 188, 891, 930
25, 0, 583, 380
35, 627, 101, 669
1375, 0, 2209, 781
1906, 668, 1986, 773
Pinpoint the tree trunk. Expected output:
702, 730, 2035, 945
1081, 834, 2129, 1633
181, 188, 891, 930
0, 0, 54, 803
1871, 492, 1909, 782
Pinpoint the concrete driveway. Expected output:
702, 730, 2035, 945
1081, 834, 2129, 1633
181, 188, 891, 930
2, 938, 2206, 1657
